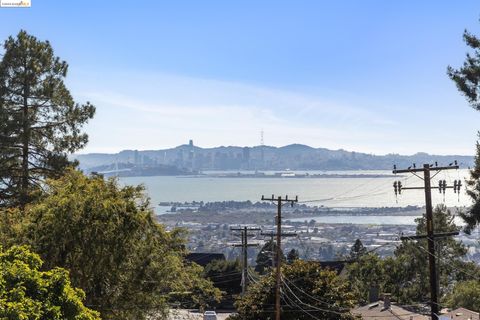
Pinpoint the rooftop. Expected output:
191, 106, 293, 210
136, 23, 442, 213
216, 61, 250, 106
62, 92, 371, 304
352, 300, 428, 320
440, 307, 479, 320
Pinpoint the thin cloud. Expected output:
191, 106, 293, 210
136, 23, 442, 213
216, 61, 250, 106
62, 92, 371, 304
71, 70, 402, 153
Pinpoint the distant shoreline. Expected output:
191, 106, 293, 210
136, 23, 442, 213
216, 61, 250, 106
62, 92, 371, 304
189, 173, 398, 179
117, 172, 400, 179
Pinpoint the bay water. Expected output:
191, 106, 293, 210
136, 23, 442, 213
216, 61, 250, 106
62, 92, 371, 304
119, 169, 472, 225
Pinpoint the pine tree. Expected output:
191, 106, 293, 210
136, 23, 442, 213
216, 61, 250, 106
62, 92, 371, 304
255, 240, 285, 274
349, 238, 367, 260
448, 26, 480, 231
0, 30, 95, 207
286, 248, 299, 264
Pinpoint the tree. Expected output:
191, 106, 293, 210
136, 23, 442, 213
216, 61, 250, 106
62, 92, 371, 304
13, 169, 220, 320
459, 137, 480, 233
0, 30, 95, 207
448, 26, 480, 231
445, 280, 480, 311
203, 259, 242, 306
386, 205, 470, 304
388, 205, 480, 306
286, 248, 299, 264
346, 205, 479, 306
0, 245, 100, 320
349, 238, 367, 261
347, 253, 386, 304
255, 240, 285, 274
232, 260, 356, 320
448, 29, 480, 110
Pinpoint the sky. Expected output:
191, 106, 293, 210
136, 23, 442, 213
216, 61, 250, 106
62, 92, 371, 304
1, 1, 480, 155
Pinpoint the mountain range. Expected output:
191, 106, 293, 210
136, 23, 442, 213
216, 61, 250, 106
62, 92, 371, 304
73, 143, 474, 175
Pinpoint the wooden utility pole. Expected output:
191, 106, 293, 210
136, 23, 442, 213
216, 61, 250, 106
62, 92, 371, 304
261, 195, 298, 320
231, 226, 260, 295
393, 162, 460, 320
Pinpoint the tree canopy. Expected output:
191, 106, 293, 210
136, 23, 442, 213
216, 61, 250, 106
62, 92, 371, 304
203, 258, 242, 306
255, 240, 285, 274
446, 280, 480, 312
0, 245, 100, 320
349, 239, 367, 261
348, 205, 479, 306
286, 248, 299, 264
3, 169, 220, 319
0, 30, 94, 207
448, 26, 480, 231
232, 260, 356, 320
448, 29, 480, 110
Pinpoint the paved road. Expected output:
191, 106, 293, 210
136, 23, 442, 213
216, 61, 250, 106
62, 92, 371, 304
168, 309, 233, 320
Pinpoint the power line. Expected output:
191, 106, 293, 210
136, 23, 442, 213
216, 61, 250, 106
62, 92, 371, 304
261, 194, 298, 320
281, 276, 348, 317
392, 162, 459, 320
282, 275, 350, 311
298, 174, 416, 204
230, 226, 260, 295
281, 289, 325, 320
415, 238, 480, 282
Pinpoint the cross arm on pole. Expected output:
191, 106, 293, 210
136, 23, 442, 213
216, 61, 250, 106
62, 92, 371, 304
260, 232, 297, 237
402, 186, 457, 191
393, 165, 459, 174
400, 231, 459, 241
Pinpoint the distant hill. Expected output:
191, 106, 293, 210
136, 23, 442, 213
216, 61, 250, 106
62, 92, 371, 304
73, 143, 474, 174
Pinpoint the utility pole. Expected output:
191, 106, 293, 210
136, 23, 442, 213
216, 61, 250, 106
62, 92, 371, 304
231, 226, 260, 295
261, 195, 298, 320
393, 162, 460, 320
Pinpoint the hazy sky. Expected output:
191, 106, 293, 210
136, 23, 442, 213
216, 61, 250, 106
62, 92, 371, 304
1, 1, 480, 155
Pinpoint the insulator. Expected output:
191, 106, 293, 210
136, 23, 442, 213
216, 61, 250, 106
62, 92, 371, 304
435, 161, 438, 167
455, 160, 458, 166
413, 163, 416, 169
437, 180, 446, 193
393, 181, 398, 195
398, 181, 402, 194
453, 180, 457, 193
393, 164, 397, 171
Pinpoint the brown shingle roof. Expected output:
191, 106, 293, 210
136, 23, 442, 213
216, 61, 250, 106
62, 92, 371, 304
352, 301, 429, 320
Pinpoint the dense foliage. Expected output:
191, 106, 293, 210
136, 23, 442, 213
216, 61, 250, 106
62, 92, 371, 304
448, 29, 480, 110
446, 280, 480, 312
347, 253, 386, 304
348, 205, 480, 306
0, 30, 95, 207
203, 259, 242, 306
255, 240, 285, 274
286, 248, 299, 264
448, 26, 480, 231
349, 239, 367, 260
1, 169, 220, 319
0, 245, 100, 320
232, 260, 355, 320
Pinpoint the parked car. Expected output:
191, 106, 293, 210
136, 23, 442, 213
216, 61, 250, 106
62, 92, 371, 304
203, 310, 217, 320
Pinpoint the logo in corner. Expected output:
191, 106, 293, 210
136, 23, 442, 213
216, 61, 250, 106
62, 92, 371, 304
1, 0, 31, 7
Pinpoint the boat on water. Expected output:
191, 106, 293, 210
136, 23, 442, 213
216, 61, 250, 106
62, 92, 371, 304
276, 169, 296, 177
